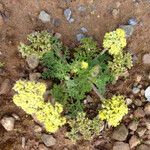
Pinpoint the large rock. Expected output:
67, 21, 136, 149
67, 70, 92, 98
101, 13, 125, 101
112, 124, 128, 141
0, 79, 11, 95
26, 55, 39, 69
113, 142, 130, 150
39, 11, 51, 23
1, 116, 15, 131
144, 103, 150, 115
136, 144, 149, 150
41, 134, 56, 147
129, 135, 140, 149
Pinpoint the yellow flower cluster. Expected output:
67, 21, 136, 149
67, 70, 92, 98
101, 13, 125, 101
103, 28, 126, 56
99, 95, 128, 127
13, 80, 66, 133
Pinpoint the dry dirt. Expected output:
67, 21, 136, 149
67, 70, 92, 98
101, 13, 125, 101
0, 0, 150, 150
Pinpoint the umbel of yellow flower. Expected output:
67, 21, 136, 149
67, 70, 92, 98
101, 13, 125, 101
99, 95, 128, 127
13, 80, 66, 133
103, 28, 127, 56
81, 61, 88, 69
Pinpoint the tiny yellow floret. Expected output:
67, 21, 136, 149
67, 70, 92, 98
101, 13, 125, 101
81, 61, 88, 69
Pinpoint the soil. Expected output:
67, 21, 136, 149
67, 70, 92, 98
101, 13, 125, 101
0, 0, 150, 150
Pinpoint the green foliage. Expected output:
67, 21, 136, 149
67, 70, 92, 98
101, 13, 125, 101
74, 37, 99, 61
99, 95, 128, 127
65, 74, 92, 101
43, 37, 114, 118
42, 51, 70, 80
103, 28, 126, 56
108, 52, 133, 78
19, 31, 62, 58
13, 80, 66, 133
66, 112, 103, 142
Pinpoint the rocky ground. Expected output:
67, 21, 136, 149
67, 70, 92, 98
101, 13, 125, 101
0, 0, 150, 150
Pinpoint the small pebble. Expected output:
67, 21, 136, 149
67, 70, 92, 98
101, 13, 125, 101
116, 2, 121, 8
128, 18, 137, 26
39, 11, 51, 23
142, 53, 150, 64
29, 72, 41, 81
134, 99, 142, 106
34, 125, 42, 133
64, 8, 72, 21
26, 55, 39, 70
0, 14, 4, 27
129, 135, 140, 149
1, 116, 15, 131
80, 27, 88, 33
112, 9, 119, 19
145, 86, 150, 101
0, 79, 11, 95
78, 5, 86, 12
132, 87, 140, 94
39, 144, 48, 150
68, 17, 74, 23
144, 103, 150, 115
52, 18, 61, 27
120, 25, 134, 38
126, 98, 132, 105
136, 75, 142, 82
41, 134, 56, 147
22, 137, 26, 149
12, 114, 20, 120
76, 33, 85, 41
54, 33, 62, 39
